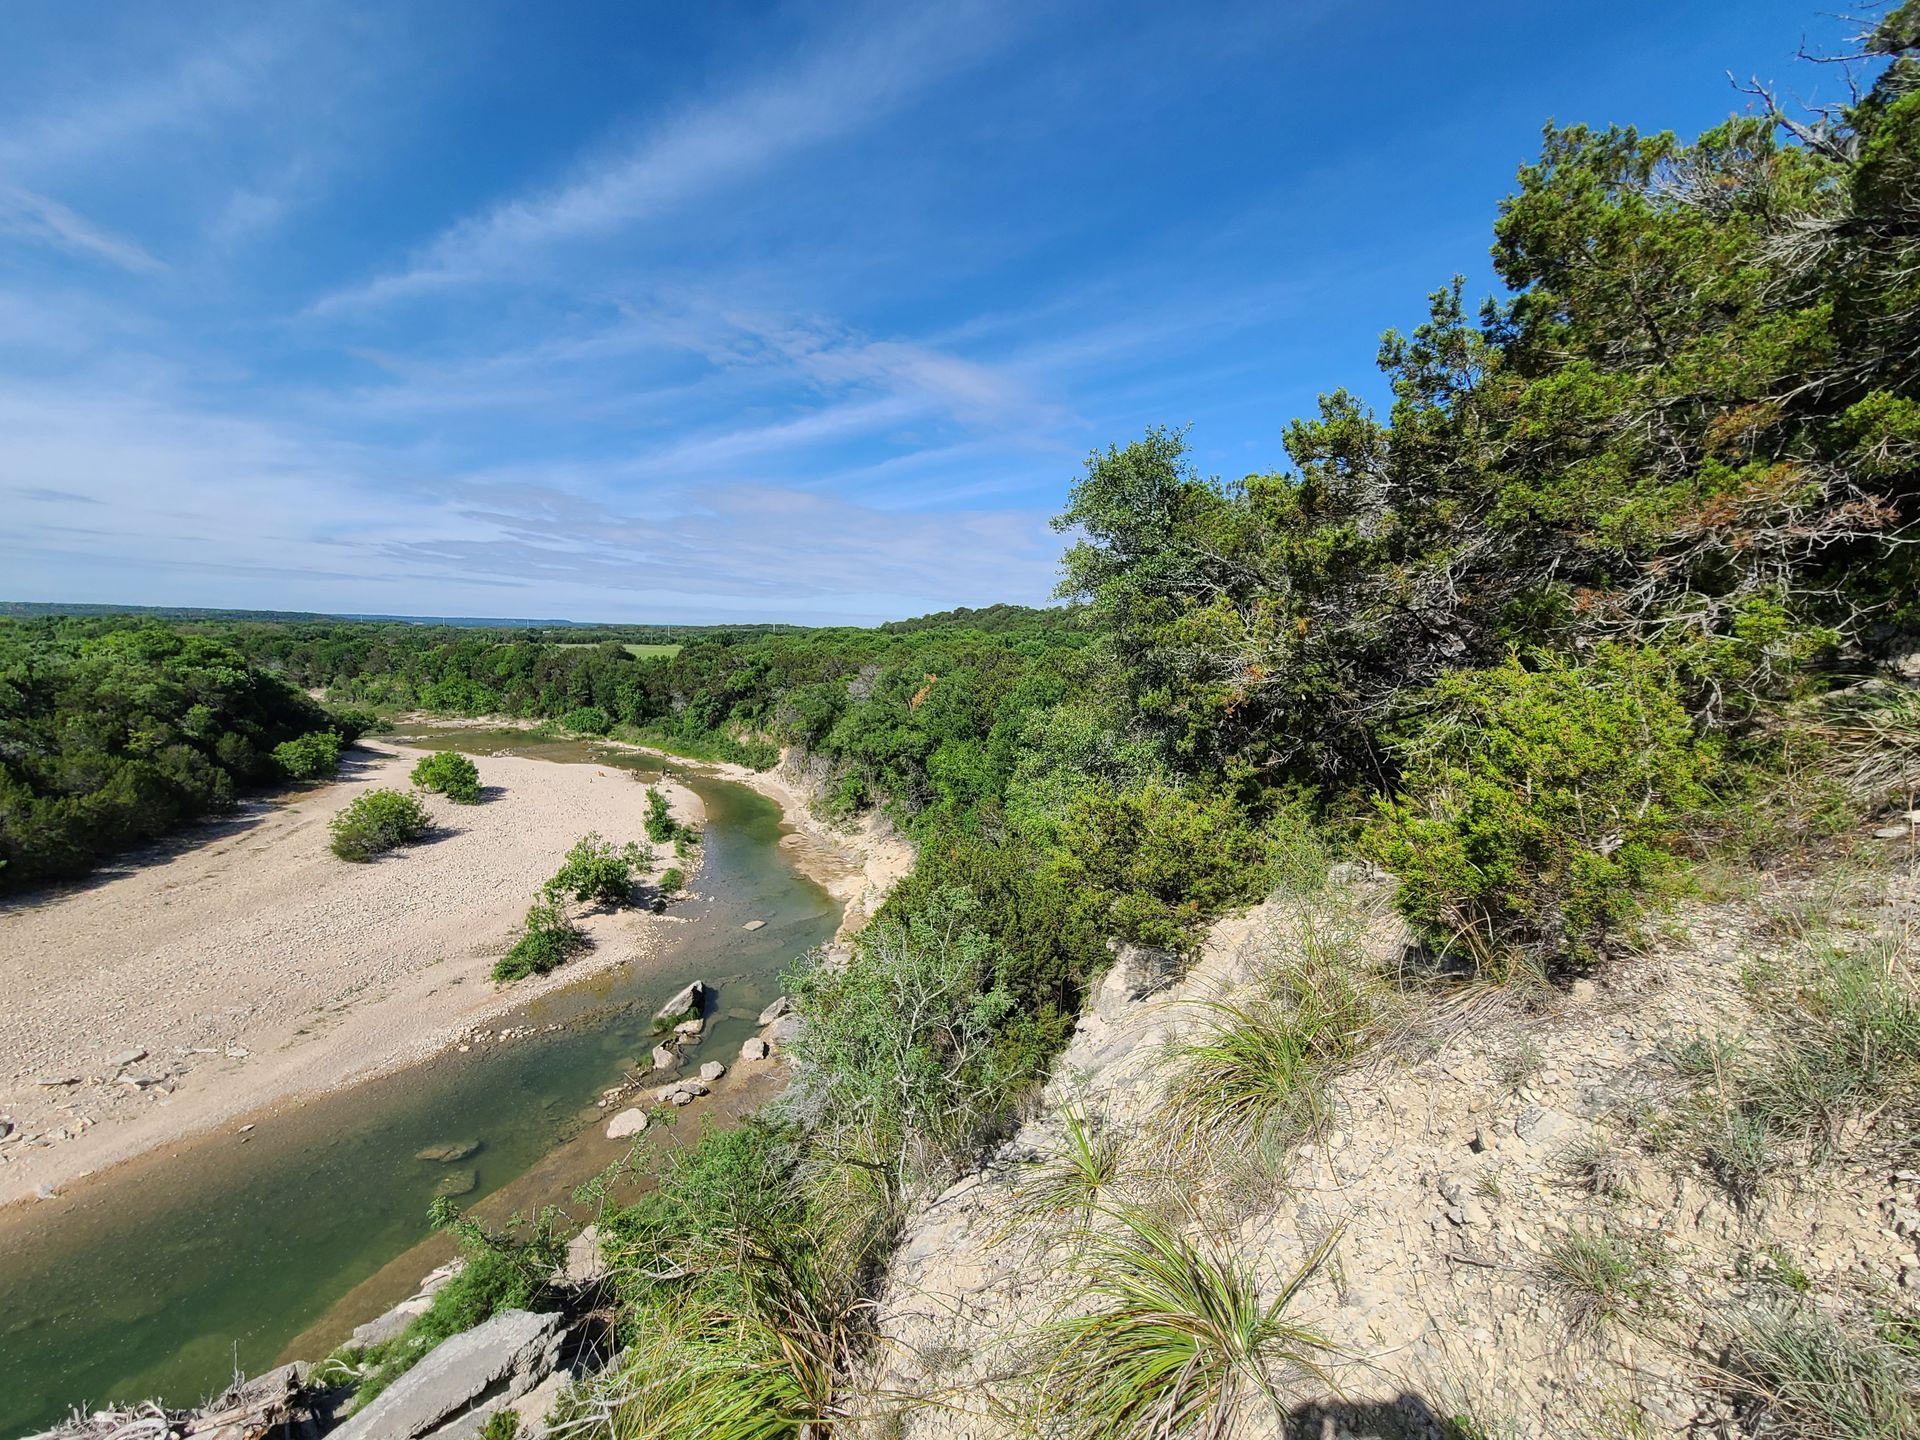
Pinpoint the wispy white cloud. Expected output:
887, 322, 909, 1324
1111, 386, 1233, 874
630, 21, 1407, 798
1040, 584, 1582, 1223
312, 0, 1030, 313
0, 185, 164, 272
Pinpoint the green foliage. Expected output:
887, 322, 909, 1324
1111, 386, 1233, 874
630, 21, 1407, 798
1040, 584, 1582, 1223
644, 786, 677, 842
411, 750, 481, 804
328, 788, 433, 862
343, 1200, 564, 1410
1054, 781, 1278, 952
784, 887, 1027, 1201
543, 832, 648, 908
272, 730, 343, 781
1363, 648, 1711, 968
559, 705, 614, 735
658, 867, 684, 894
493, 899, 586, 982
0, 618, 343, 889
1030, 1207, 1337, 1438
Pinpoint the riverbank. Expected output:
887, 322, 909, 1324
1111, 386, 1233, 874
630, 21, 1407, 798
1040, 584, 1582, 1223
0, 739, 706, 1213
400, 716, 915, 941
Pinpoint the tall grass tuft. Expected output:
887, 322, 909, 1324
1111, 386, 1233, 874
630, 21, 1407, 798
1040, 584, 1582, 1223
1713, 1299, 1920, 1440
1535, 1226, 1660, 1334
1029, 1206, 1336, 1438
1165, 933, 1378, 1162
1010, 1106, 1126, 1231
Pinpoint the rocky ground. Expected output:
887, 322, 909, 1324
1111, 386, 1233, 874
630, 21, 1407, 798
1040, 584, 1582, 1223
858, 829, 1920, 1438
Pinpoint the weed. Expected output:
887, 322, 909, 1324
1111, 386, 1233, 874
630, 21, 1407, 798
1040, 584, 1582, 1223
1029, 1206, 1337, 1438
1536, 1226, 1660, 1334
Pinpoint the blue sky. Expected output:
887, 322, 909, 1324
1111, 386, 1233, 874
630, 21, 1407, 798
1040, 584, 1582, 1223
0, 0, 1854, 624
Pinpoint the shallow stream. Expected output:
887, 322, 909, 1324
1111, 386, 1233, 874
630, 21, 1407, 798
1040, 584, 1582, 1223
0, 730, 837, 1437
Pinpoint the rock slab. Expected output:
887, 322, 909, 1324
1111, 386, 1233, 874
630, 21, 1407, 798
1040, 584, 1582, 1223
329, 1308, 564, 1440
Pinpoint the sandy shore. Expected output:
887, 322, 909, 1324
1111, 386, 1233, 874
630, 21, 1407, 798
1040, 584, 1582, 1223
0, 741, 713, 1212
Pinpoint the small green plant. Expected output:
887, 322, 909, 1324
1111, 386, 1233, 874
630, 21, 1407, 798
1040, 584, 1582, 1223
411, 750, 481, 804
476, 1412, 520, 1440
1010, 1107, 1124, 1229
1556, 1136, 1634, 1200
559, 705, 613, 735
329, 788, 432, 861
658, 867, 684, 894
493, 900, 585, 982
1030, 1206, 1337, 1437
543, 832, 649, 908
672, 828, 700, 858
644, 786, 677, 843
273, 730, 343, 781
1536, 1225, 1660, 1333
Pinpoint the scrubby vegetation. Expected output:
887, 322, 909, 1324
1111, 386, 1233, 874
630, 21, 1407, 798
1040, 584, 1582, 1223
325, 1199, 564, 1411
543, 833, 649, 908
0, 618, 366, 889
328, 788, 433, 862
411, 749, 481, 803
493, 898, 587, 982
272, 730, 344, 781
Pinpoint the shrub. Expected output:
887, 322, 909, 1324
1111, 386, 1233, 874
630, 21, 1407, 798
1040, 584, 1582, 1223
1030, 1206, 1337, 1437
559, 705, 613, 735
543, 832, 648, 908
329, 788, 432, 861
492, 900, 585, 982
326, 707, 380, 743
1363, 647, 1712, 971
412, 750, 481, 804
273, 730, 343, 781
658, 867, 684, 894
644, 786, 677, 842
1054, 781, 1278, 953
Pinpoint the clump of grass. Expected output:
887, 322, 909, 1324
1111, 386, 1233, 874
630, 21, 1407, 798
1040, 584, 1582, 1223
1713, 1299, 1920, 1439
1009, 1107, 1124, 1230
1655, 940, 1920, 1206
1535, 1225, 1660, 1334
1030, 1206, 1337, 1438
1556, 1136, 1635, 1200
1164, 927, 1381, 1161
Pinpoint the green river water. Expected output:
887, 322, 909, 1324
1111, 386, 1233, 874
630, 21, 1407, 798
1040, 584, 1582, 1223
0, 730, 839, 1437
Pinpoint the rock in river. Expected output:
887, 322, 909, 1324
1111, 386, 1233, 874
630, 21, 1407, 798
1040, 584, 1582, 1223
605, 1108, 648, 1140
415, 1139, 482, 1163
432, 1168, 478, 1199
654, 980, 706, 1028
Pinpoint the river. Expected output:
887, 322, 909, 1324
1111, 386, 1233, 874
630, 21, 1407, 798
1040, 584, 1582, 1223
0, 729, 838, 1437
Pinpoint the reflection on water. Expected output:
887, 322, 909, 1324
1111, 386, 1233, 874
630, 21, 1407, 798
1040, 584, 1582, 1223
0, 731, 837, 1437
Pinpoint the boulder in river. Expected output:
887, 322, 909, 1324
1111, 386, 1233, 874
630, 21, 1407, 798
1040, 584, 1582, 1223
432, 1168, 478, 1199
757, 995, 792, 1026
654, 980, 706, 1028
651, 1043, 679, 1072
329, 1308, 564, 1440
765, 1014, 804, 1048
414, 1139, 481, 1163
605, 1108, 648, 1140
699, 1061, 726, 1082
742, 919, 767, 931
740, 1037, 770, 1062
